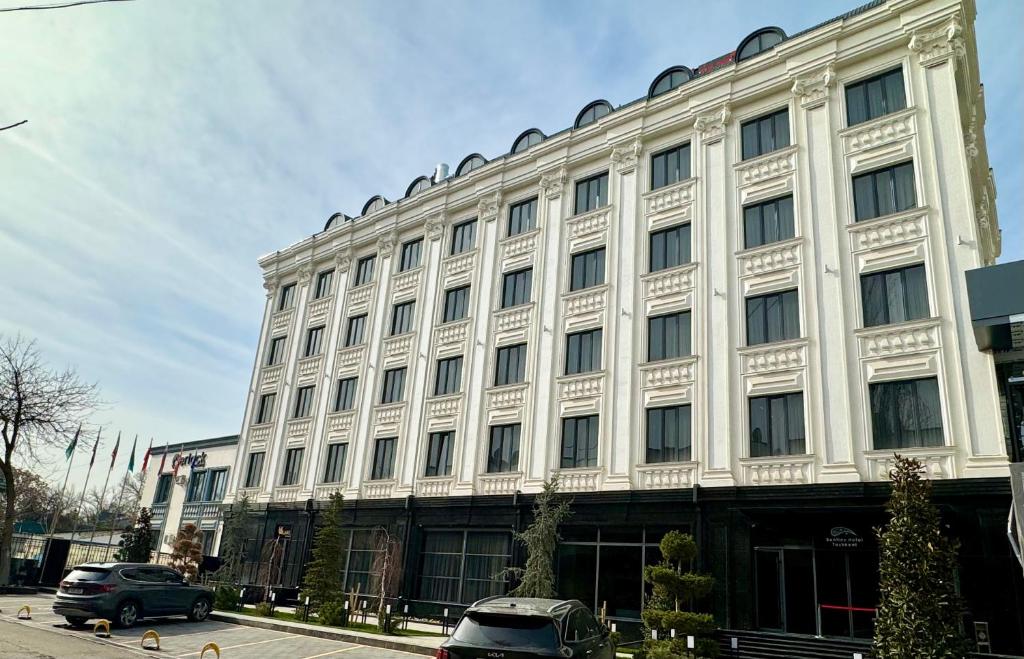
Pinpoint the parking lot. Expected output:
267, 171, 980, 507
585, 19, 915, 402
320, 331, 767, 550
0, 593, 427, 658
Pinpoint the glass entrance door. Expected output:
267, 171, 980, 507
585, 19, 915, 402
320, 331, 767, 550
755, 548, 783, 630
755, 547, 817, 635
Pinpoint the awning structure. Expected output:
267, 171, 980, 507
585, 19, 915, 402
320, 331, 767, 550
965, 260, 1024, 351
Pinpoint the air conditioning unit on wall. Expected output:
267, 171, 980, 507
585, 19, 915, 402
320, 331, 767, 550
164, 533, 176, 546
174, 475, 187, 486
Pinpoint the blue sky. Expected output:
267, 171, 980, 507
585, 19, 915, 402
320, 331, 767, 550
2, 0, 1021, 489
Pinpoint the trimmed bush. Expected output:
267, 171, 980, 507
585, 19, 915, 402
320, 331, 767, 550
254, 602, 273, 617
318, 600, 347, 627
213, 585, 239, 611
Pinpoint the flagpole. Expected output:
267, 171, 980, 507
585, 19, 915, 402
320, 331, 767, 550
104, 435, 137, 561
69, 428, 102, 543
88, 431, 120, 551
46, 424, 81, 544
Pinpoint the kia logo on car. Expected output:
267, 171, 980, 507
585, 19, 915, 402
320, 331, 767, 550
487, 653, 505, 658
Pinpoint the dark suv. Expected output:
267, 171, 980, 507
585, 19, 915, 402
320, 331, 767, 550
436, 597, 615, 658
53, 563, 214, 628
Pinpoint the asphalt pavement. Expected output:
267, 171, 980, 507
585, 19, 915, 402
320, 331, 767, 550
0, 593, 424, 659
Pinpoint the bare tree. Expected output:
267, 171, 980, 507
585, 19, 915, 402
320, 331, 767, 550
370, 527, 402, 632
0, 335, 99, 584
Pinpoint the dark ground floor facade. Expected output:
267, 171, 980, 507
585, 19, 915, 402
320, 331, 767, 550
224, 477, 1024, 655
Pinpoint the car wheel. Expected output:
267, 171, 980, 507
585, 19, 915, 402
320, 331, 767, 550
188, 597, 212, 622
65, 616, 88, 627
116, 600, 140, 628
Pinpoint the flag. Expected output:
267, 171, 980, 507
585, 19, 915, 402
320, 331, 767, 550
126, 435, 138, 473
64, 424, 82, 460
110, 431, 121, 468
88, 428, 101, 468
171, 443, 185, 477
141, 438, 153, 473
158, 444, 168, 474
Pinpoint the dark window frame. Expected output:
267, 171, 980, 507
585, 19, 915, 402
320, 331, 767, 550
345, 315, 367, 347
745, 289, 801, 346
293, 385, 316, 418
647, 311, 692, 361
371, 437, 396, 480
860, 264, 930, 328
424, 431, 454, 477
870, 377, 944, 450
304, 325, 325, 357
398, 238, 424, 272
741, 108, 790, 160
565, 328, 603, 375
281, 447, 304, 486
649, 224, 691, 272
852, 161, 917, 222
244, 452, 265, 488
323, 443, 348, 483
749, 392, 806, 457
574, 172, 609, 215
646, 405, 692, 464
569, 247, 606, 292
443, 286, 470, 323
266, 335, 287, 366
743, 195, 795, 249
650, 142, 692, 190
450, 218, 478, 255
434, 356, 464, 396
845, 67, 907, 127
560, 415, 599, 469
380, 367, 407, 404
354, 255, 376, 286
501, 268, 533, 309
313, 270, 334, 299
507, 197, 539, 237
334, 376, 358, 412
256, 392, 276, 425
487, 424, 521, 473
390, 300, 416, 336
494, 343, 527, 386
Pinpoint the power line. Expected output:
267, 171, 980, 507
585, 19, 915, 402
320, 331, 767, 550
0, 120, 28, 131
0, 0, 133, 12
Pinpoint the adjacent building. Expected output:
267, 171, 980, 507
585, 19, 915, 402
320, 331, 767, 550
224, 0, 1022, 652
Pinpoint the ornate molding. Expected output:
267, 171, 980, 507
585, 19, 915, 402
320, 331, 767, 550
478, 192, 502, 222
846, 208, 927, 253
610, 138, 642, 173
376, 230, 398, 256
539, 166, 568, 199
296, 266, 312, 285
425, 212, 446, 240
856, 318, 941, 359
908, 17, 965, 67
734, 145, 797, 187
790, 63, 835, 109
263, 278, 279, 300
334, 247, 353, 270
840, 107, 917, 154
694, 104, 730, 143
636, 463, 697, 490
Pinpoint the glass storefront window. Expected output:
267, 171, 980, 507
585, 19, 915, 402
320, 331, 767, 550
417, 530, 511, 604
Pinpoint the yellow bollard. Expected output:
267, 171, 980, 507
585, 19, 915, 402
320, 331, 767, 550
199, 641, 220, 659
16, 605, 30, 620
141, 629, 160, 650
94, 619, 112, 638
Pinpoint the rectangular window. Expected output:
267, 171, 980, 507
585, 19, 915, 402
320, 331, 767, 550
743, 195, 795, 249
574, 172, 609, 215
501, 268, 533, 308
334, 377, 357, 412
314, 270, 334, 299
153, 474, 173, 504
741, 108, 790, 160
746, 289, 800, 345
293, 385, 316, 418
186, 471, 207, 502
424, 431, 454, 477
846, 67, 907, 126
494, 343, 527, 386
399, 238, 423, 272
282, 447, 304, 486
278, 283, 296, 311
419, 531, 511, 604
647, 311, 692, 361
256, 392, 276, 424
434, 356, 463, 396
853, 161, 917, 221
650, 143, 691, 190
561, 415, 599, 469
354, 255, 376, 286
649, 225, 691, 272
870, 377, 944, 449
861, 264, 929, 327
266, 336, 287, 366
507, 197, 538, 237
390, 301, 416, 335
749, 393, 805, 457
323, 443, 348, 483
443, 286, 470, 323
244, 452, 264, 488
345, 315, 366, 347
646, 405, 692, 464
205, 468, 228, 501
304, 325, 325, 357
450, 218, 477, 255
487, 424, 521, 473
371, 437, 396, 480
570, 247, 606, 291
380, 367, 406, 404
565, 328, 603, 375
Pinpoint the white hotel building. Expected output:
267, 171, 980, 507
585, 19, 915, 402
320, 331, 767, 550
224, 0, 1022, 651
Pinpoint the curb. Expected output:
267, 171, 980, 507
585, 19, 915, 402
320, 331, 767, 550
208, 612, 436, 656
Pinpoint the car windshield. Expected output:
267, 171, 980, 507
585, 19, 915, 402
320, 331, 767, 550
452, 612, 559, 649
65, 567, 110, 581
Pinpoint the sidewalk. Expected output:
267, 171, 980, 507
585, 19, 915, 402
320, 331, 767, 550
211, 609, 444, 656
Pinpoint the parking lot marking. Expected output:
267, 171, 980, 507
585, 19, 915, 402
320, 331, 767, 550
299, 646, 363, 659
175, 635, 293, 656
112, 625, 248, 645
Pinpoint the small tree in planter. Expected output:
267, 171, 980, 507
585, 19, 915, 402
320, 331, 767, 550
370, 526, 402, 633
169, 523, 204, 581
301, 493, 347, 610
874, 455, 967, 658
502, 476, 572, 597
114, 507, 153, 563
641, 530, 716, 658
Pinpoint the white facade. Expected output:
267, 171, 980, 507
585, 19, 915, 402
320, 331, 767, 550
227, 0, 1007, 508
140, 436, 239, 556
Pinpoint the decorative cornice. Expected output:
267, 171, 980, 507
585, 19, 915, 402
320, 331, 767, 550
539, 166, 567, 199
908, 17, 965, 67
610, 138, 642, 174
694, 104, 730, 143
790, 63, 835, 109
477, 192, 502, 222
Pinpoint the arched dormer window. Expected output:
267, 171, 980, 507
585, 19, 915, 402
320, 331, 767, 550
361, 195, 389, 216
455, 153, 487, 177
648, 66, 693, 99
405, 176, 432, 198
323, 212, 352, 231
574, 100, 613, 129
736, 27, 786, 62
511, 128, 546, 154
